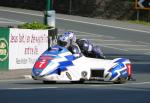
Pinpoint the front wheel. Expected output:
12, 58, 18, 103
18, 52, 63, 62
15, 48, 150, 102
71, 79, 85, 84
43, 81, 56, 84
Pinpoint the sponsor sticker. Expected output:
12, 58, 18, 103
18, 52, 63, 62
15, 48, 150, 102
66, 72, 72, 80
81, 71, 88, 77
0, 38, 8, 61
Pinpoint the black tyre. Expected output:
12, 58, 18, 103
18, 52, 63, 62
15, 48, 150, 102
43, 81, 56, 84
113, 78, 127, 84
71, 80, 84, 84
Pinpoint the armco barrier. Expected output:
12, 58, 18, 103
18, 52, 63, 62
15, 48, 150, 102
0, 27, 57, 70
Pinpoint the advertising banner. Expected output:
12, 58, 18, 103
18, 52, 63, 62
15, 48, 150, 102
0, 28, 9, 70
9, 28, 48, 69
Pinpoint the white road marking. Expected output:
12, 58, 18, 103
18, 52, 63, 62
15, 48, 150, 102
0, 9, 149, 53
0, 21, 23, 24
136, 41, 150, 45
0, 17, 24, 23
0, 79, 30, 82
144, 52, 150, 55
90, 81, 150, 87
0, 8, 43, 17
70, 29, 150, 52
60, 29, 150, 52
76, 34, 103, 37
93, 39, 132, 42
3, 87, 58, 90
76, 35, 103, 38
56, 17, 150, 34
132, 62, 150, 64
66, 29, 115, 39
0, 8, 150, 34
128, 48, 150, 51
70, 29, 116, 39
130, 82, 150, 85
66, 30, 129, 51
100, 44, 147, 47
97, 44, 128, 51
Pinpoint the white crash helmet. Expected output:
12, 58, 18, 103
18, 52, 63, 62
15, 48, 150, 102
58, 31, 76, 47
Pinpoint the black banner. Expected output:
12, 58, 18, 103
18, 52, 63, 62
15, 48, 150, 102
135, 0, 150, 10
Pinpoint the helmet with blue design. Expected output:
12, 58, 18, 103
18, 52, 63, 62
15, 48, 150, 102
57, 31, 76, 47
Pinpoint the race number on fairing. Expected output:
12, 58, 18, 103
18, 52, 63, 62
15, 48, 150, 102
34, 59, 49, 69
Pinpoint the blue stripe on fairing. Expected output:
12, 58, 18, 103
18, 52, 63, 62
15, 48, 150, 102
46, 56, 75, 75
60, 48, 69, 53
43, 45, 69, 56
60, 66, 68, 71
52, 45, 69, 54
110, 72, 118, 80
49, 69, 59, 74
110, 62, 125, 80
33, 45, 75, 76
59, 61, 74, 67
120, 70, 128, 78
115, 58, 127, 63
48, 66, 68, 75
32, 68, 43, 76
109, 63, 124, 72
65, 55, 76, 61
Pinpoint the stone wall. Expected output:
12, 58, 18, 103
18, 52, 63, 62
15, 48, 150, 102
0, 0, 46, 10
0, 0, 149, 21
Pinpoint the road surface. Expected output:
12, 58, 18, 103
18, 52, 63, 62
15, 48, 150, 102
0, 6, 150, 103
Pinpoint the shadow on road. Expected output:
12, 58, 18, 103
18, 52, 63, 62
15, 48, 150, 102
14, 81, 114, 85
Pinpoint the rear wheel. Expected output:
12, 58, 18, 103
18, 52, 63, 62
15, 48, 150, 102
43, 81, 56, 84
113, 78, 127, 84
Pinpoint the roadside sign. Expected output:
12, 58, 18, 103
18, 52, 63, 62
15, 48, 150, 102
0, 28, 9, 70
135, 0, 150, 10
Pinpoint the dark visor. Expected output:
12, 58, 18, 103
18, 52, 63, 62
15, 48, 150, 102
58, 41, 68, 47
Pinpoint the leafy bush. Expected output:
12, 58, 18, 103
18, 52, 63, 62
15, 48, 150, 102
18, 22, 51, 29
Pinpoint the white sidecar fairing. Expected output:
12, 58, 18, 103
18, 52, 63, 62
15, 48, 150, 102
32, 45, 132, 83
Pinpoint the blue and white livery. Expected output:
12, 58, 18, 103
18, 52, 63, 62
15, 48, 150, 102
32, 45, 132, 84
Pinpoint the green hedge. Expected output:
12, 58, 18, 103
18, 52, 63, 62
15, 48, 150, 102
18, 22, 51, 29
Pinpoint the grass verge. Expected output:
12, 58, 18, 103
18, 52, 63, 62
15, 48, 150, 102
129, 20, 150, 26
